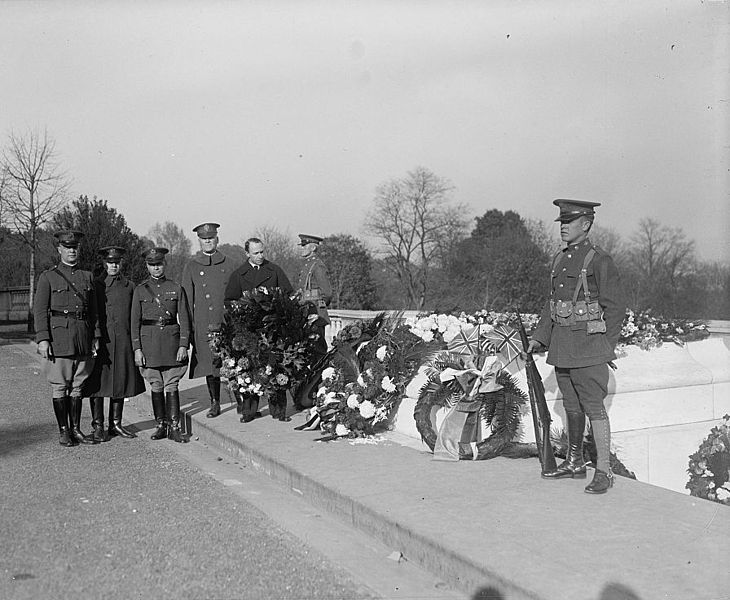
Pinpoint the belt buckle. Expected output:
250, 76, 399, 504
157, 317, 166, 326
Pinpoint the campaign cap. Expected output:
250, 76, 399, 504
193, 223, 220, 239
298, 234, 324, 246
143, 247, 169, 265
98, 246, 126, 262
54, 230, 84, 248
553, 199, 601, 222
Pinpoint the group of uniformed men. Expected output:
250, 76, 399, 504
34, 224, 332, 447
35, 199, 624, 495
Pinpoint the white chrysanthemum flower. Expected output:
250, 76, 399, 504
224, 358, 236, 368
716, 487, 730, 501
420, 330, 434, 343
346, 394, 360, 409
265, 365, 273, 375
316, 386, 327, 397
321, 367, 336, 380
358, 400, 376, 419
381, 376, 396, 393
335, 424, 350, 437
376, 345, 388, 361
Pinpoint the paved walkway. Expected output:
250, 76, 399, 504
122, 373, 730, 600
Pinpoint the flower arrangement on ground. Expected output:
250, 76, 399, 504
686, 415, 730, 505
210, 287, 321, 422
618, 309, 710, 352
310, 313, 441, 439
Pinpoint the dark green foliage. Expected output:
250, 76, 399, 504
52, 195, 148, 283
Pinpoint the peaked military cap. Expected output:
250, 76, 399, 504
298, 234, 324, 245
193, 222, 220, 239
143, 247, 169, 264
99, 246, 126, 262
553, 199, 601, 222
54, 230, 84, 247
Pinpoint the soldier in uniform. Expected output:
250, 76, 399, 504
224, 237, 292, 422
131, 247, 191, 442
34, 230, 101, 446
85, 246, 146, 442
296, 234, 332, 357
181, 223, 233, 419
528, 200, 626, 494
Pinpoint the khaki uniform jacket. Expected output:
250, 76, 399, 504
181, 251, 234, 378
33, 263, 101, 357
296, 256, 333, 325
131, 276, 191, 369
532, 239, 626, 369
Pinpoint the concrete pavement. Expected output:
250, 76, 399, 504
124, 371, 730, 600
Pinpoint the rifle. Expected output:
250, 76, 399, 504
516, 312, 558, 474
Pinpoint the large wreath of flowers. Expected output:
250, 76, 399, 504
686, 415, 730, 505
209, 287, 321, 418
313, 313, 441, 439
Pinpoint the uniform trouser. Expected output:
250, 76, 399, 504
555, 363, 609, 420
45, 355, 94, 398
140, 364, 188, 393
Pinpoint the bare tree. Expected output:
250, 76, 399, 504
251, 224, 300, 281
364, 166, 469, 310
1, 129, 70, 328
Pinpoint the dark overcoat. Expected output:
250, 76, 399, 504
532, 239, 626, 368
181, 251, 235, 378
296, 256, 333, 324
85, 274, 146, 398
34, 263, 100, 357
130, 276, 191, 369
224, 260, 293, 301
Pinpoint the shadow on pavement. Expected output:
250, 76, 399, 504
0, 423, 53, 458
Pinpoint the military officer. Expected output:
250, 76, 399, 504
85, 246, 146, 442
528, 200, 626, 494
131, 247, 191, 442
181, 222, 234, 418
224, 237, 292, 422
34, 230, 101, 446
296, 234, 332, 356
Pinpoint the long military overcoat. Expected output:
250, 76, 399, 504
531, 239, 626, 368
130, 276, 191, 369
85, 274, 146, 398
33, 263, 100, 357
296, 256, 333, 324
181, 250, 235, 378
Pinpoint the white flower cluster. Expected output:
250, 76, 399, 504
408, 313, 465, 343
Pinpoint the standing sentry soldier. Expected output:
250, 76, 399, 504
296, 234, 332, 358
85, 246, 146, 442
528, 200, 626, 494
131, 247, 191, 442
181, 222, 234, 419
34, 230, 101, 446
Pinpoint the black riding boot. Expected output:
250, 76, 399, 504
89, 397, 107, 443
150, 391, 167, 440
166, 391, 183, 442
68, 396, 94, 444
542, 412, 587, 479
52, 397, 75, 447
585, 418, 614, 494
108, 398, 136, 438
205, 375, 221, 418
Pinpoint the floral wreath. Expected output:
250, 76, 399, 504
413, 352, 534, 460
686, 414, 730, 505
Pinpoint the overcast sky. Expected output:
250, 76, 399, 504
1, 1, 728, 261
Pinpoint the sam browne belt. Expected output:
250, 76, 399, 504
142, 317, 176, 326
50, 309, 88, 320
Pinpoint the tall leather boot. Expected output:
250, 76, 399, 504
585, 417, 614, 494
89, 397, 107, 443
52, 397, 75, 447
68, 396, 94, 444
166, 391, 183, 442
205, 375, 221, 418
150, 391, 167, 440
542, 412, 587, 479
108, 398, 136, 438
